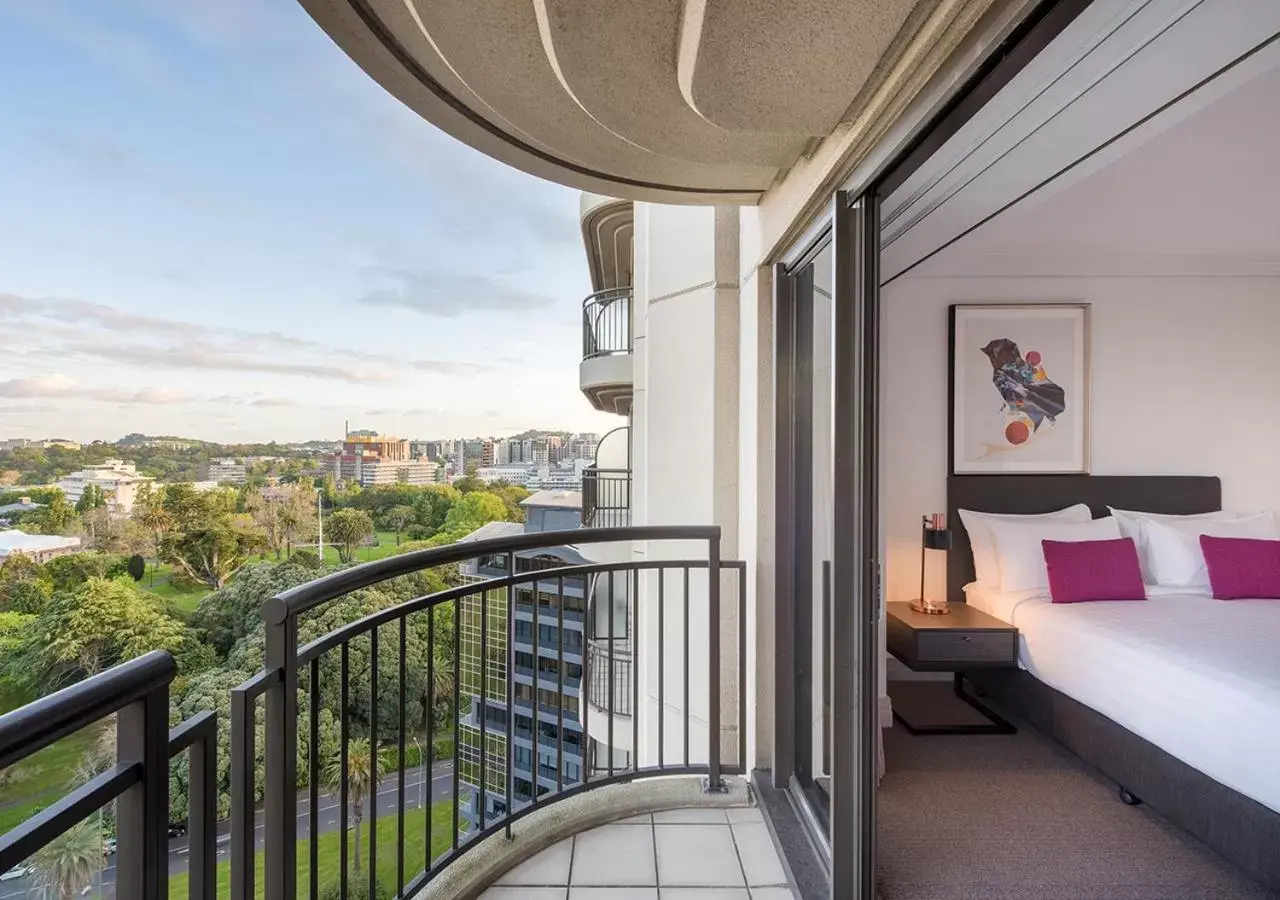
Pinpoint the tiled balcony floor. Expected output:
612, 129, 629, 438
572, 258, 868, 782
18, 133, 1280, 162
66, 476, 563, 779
481, 807, 798, 899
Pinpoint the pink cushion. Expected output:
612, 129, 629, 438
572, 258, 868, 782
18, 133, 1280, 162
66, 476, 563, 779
1199, 536, 1280, 600
1041, 538, 1147, 603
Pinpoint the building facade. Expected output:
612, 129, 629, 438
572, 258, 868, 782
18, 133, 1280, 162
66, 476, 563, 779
456, 492, 592, 830
201, 458, 247, 486
56, 460, 153, 516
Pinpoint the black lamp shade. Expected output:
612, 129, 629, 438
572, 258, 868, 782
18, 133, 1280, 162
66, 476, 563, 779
922, 526, 952, 551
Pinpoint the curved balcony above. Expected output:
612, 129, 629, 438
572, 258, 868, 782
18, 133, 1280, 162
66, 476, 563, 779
584, 637, 633, 754
295, 0, 994, 203
581, 287, 633, 415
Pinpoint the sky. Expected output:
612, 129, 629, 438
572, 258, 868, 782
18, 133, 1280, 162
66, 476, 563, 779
0, 0, 617, 443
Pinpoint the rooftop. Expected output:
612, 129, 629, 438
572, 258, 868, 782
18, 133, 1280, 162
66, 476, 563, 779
0, 529, 80, 555
0, 500, 42, 516
456, 520, 526, 544
521, 490, 583, 510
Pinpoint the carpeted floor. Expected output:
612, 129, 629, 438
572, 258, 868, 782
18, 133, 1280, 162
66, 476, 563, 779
877, 684, 1277, 900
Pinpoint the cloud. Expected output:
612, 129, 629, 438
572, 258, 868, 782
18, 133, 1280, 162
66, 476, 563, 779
0, 375, 185, 404
358, 269, 558, 318
0, 293, 488, 384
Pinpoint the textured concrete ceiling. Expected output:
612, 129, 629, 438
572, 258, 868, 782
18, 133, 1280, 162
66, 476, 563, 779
299, 0, 997, 202
580, 195, 634, 292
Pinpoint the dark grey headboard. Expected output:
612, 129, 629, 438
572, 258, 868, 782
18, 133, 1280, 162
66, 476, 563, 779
946, 475, 1222, 603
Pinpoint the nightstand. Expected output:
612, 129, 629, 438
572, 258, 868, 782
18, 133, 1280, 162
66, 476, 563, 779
886, 601, 1018, 735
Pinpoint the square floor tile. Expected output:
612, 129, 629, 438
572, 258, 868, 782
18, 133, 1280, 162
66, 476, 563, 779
748, 889, 797, 899
496, 838, 573, 885
731, 823, 788, 886
571, 824, 657, 886
661, 889, 750, 899
653, 808, 729, 824
570, 890, 659, 899
726, 807, 763, 824
654, 824, 745, 887
482, 888, 565, 899
613, 814, 653, 824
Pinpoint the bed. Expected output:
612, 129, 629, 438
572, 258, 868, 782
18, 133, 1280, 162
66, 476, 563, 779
948, 474, 1280, 893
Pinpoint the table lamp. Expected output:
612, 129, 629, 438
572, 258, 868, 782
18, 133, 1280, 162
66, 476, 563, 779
911, 513, 952, 615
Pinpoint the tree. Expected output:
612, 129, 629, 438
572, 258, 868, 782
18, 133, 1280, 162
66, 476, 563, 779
12, 577, 188, 687
75, 483, 108, 515
43, 552, 129, 593
382, 505, 415, 546
323, 739, 385, 875
274, 486, 317, 558
159, 486, 264, 589
327, 509, 374, 564
25, 492, 76, 535
30, 819, 101, 899
0, 554, 53, 613
245, 488, 284, 559
127, 554, 146, 582
413, 485, 460, 535
133, 483, 171, 586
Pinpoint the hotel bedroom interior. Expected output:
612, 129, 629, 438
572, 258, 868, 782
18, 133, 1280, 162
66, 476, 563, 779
862, 25, 1280, 900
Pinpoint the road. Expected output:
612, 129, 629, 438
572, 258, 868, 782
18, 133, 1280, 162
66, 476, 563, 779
0, 763, 456, 899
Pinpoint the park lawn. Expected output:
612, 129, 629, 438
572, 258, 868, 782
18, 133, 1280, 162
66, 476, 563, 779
143, 564, 211, 613
168, 799, 458, 899
0, 685, 102, 834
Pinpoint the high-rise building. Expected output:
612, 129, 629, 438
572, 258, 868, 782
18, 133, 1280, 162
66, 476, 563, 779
456, 491, 587, 829
324, 433, 432, 486
481, 439, 496, 467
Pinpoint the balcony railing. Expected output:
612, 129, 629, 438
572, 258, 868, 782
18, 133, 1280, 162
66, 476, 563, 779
228, 525, 745, 899
581, 466, 631, 528
587, 638, 633, 717
582, 287, 632, 360
0, 651, 217, 900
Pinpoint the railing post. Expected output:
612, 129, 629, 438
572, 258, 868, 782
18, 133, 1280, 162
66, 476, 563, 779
115, 682, 169, 900
263, 600, 298, 900
705, 534, 726, 792
190, 718, 218, 900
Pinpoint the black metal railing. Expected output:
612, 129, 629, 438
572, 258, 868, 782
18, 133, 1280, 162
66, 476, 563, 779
0, 651, 217, 900
581, 466, 631, 528
230, 525, 745, 900
582, 287, 632, 360
586, 639, 632, 718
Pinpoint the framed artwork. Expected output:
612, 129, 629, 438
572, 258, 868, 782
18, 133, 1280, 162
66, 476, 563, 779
949, 303, 1090, 474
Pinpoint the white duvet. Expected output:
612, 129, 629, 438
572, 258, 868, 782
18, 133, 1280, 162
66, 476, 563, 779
965, 585, 1280, 814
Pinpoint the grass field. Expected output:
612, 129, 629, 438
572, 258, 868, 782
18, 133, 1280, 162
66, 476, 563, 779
141, 531, 406, 616
143, 564, 210, 613
0, 685, 101, 834
168, 799, 458, 899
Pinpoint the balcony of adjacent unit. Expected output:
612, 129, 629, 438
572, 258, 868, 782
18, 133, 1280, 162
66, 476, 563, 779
580, 287, 633, 414
582, 425, 631, 530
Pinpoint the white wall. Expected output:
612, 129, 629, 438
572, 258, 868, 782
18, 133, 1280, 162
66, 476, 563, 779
631, 202, 742, 770
881, 274, 1280, 605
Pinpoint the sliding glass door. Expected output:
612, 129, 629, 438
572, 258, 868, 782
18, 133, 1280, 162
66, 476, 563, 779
775, 194, 879, 898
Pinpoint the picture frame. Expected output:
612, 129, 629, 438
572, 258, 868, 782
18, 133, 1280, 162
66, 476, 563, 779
949, 303, 1090, 475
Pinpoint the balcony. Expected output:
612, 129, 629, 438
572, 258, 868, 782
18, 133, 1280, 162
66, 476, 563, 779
580, 287, 633, 415
581, 465, 631, 529
0, 526, 749, 899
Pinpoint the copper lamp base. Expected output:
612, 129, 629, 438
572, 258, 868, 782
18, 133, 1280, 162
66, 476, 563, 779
910, 598, 950, 615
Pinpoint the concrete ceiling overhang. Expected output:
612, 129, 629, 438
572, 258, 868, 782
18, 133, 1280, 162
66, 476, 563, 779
298, 0, 1005, 204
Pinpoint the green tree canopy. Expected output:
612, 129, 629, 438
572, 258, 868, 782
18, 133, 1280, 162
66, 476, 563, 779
327, 508, 374, 564
0, 553, 53, 613
12, 577, 188, 687
159, 484, 264, 589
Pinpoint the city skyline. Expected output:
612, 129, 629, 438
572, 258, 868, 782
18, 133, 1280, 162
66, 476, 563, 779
0, 1, 617, 442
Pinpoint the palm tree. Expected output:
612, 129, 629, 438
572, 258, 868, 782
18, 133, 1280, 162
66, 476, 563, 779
134, 492, 171, 587
31, 820, 100, 899
429, 663, 457, 728
323, 739, 385, 874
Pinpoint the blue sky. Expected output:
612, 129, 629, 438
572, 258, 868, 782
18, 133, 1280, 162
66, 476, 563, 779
0, 0, 615, 442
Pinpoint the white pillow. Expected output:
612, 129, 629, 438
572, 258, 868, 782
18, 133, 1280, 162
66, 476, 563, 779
1107, 508, 1238, 583
959, 505, 1092, 586
1142, 513, 1279, 591
988, 516, 1123, 594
